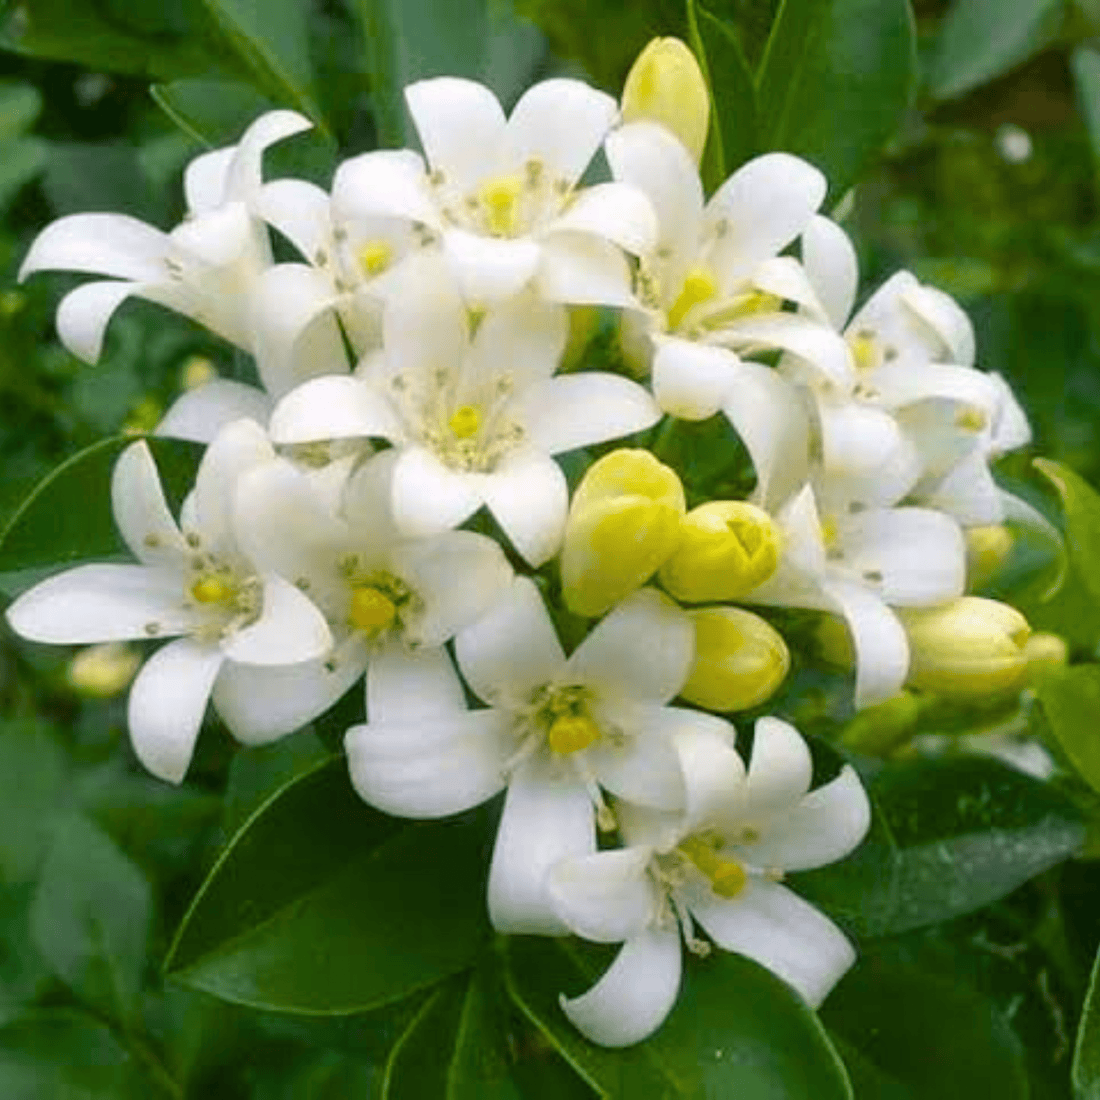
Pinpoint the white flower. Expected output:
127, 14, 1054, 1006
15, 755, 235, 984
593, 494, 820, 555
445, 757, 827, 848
345, 577, 727, 934
271, 257, 660, 565
5, 421, 332, 782
547, 718, 870, 1047
20, 111, 312, 363
330, 77, 657, 304
211, 449, 513, 744
748, 485, 966, 708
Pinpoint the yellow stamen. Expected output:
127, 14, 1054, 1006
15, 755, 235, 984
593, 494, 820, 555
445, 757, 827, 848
347, 586, 397, 633
848, 329, 879, 371
358, 240, 393, 277
547, 714, 600, 755
667, 266, 719, 329
955, 406, 988, 432
479, 174, 524, 236
700, 289, 782, 329
820, 516, 839, 547
678, 834, 748, 898
448, 404, 482, 439
190, 575, 235, 604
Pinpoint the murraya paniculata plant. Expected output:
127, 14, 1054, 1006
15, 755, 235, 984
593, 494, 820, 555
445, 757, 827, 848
5, 23, 1099, 1092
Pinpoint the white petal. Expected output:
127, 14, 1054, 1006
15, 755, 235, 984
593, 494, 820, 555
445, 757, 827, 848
520, 373, 660, 454
901, 283, 974, 367
550, 182, 657, 256
406, 77, 507, 190
6, 564, 196, 643
183, 148, 235, 215
169, 202, 255, 268
652, 338, 737, 421
345, 709, 513, 818
455, 575, 564, 706
801, 215, 857, 329
669, 717, 746, 832
189, 419, 274, 550
488, 752, 596, 935
477, 449, 568, 566
548, 847, 657, 942
213, 638, 368, 744
127, 636, 224, 783
688, 877, 854, 1007
919, 453, 1003, 526
506, 79, 617, 186
467, 293, 566, 392
56, 280, 135, 363
391, 446, 484, 537
220, 574, 332, 665
111, 440, 187, 566
366, 643, 469, 723
341, 449, 402, 541
605, 122, 704, 261
332, 149, 437, 226
838, 507, 966, 606
255, 179, 332, 259
269, 375, 403, 444
819, 402, 911, 480
739, 765, 871, 872
822, 580, 909, 709
560, 927, 682, 1048
155, 380, 272, 443
706, 154, 827, 281
751, 256, 829, 320
222, 109, 313, 201
568, 588, 693, 705
738, 716, 812, 823
731, 314, 855, 393
534, 232, 634, 307
444, 229, 541, 302
19, 213, 168, 282
988, 373, 1031, 452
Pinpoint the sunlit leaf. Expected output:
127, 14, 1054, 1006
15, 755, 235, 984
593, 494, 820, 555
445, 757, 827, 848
1034, 458, 1100, 614
1075, 942, 1100, 1100
1037, 664, 1100, 796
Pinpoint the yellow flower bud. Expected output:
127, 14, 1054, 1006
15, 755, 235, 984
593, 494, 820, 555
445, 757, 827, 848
562, 450, 686, 617
68, 642, 142, 699
964, 525, 1013, 589
180, 355, 217, 391
659, 501, 781, 604
1023, 631, 1069, 680
680, 607, 790, 712
622, 37, 710, 164
901, 597, 1031, 699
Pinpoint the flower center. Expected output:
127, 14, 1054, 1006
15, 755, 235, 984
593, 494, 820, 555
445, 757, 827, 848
190, 574, 237, 605
358, 240, 393, 277
668, 266, 719, 329
955, 405, 988, 432
478, 174, 525, 237
448, 404, 482, 439
347, 585, 398, 633
547, 713, 601, 755
339, 563, 417, 639
678, 833, 747, 898
847, 328, 880, 371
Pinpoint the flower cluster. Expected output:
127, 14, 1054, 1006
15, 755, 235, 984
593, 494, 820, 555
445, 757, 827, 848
6, 37, 1044, 1045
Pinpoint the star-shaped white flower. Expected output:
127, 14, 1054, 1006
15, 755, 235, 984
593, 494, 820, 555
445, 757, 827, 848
331, 76, 657, 304
546, 717, 870, 1047
6, 421, 332, 782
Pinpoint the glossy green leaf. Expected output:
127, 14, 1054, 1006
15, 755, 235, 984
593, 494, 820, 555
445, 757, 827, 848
0, 435, 201, 573
0, 890, 51, 1030
1074, 941, 1100, 1100
504, 936, 852, 1099
381, 976, 469, 1099
449, 966, 523, 1100
166, 757, 495, 1013
0, 138, 46, 214
1075, 46, 1100, 173
795, 756, 1085, 937
29, 812, 152, 1020
823, 944, 1028, 1100
152, 78, 277, 147
44, 142, 160, 221
0, 83, 42, 138
1034, 458, 1100, 613
1037, 664, 1100, 796
755, 0, 916, 198
928, 0, 1062, 102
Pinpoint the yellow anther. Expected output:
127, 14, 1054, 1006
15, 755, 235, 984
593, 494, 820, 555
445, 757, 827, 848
848, 330, 880, 371
702, 289, 783, 328
955, 406, 988, 432
348, 586, 397, 633
448, 404, 482, 439
820, 516, 839, 547
668, 266, 719, 330
358, 239, 393, 277
479, 174, 524, 236
547, 713, 601, 755
679, 835, 748, 898
190, 575, 235, 604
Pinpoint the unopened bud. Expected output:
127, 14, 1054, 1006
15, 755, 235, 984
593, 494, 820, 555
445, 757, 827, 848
622, 37, 710, 165
68, 642, 141, 699
965, 525, 1013, 589
660, 501, 781, 603
901, 597, 1031, 698
680, 607, 790, 712
180, 355, 217, 391
1024, 631, 1068, 682
562, 449, 686, 617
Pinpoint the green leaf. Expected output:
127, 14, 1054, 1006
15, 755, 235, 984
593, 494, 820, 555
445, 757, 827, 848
1037, 664, 1100, 796
795, 756, 1085, 937
0, 889, 52, 1029
823, 945, 1028, 1100
43, 142, 160, 222
1074, 941, 1100, 1100
0, 82, 42, 138
381, 976, 469, 1099
504, 936, 852, 1099
29, 812, 152, 1020
1073, 46, 1100, 171
928, 0, 1063, 102
1034, 458, 1100, 613
449, 966, 523, 1100
755, 0, 916, 198
0, 435, 201, 573
166, 757, 495, 1013
152, 78, 278, 147
198, 0, 323, 126
0, 137, 46, 213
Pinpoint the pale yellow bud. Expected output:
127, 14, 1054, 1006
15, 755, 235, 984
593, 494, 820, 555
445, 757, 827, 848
680, 607, 790, 712
68, 642, 141, 699
901, 597, 1031, 699
561, 449, 686, 617
964, 525, 1014, 589
1023, 631, 1069, 679
621, 37, 710, 164
659, 501, 781, 603
180, 355, 217, 391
